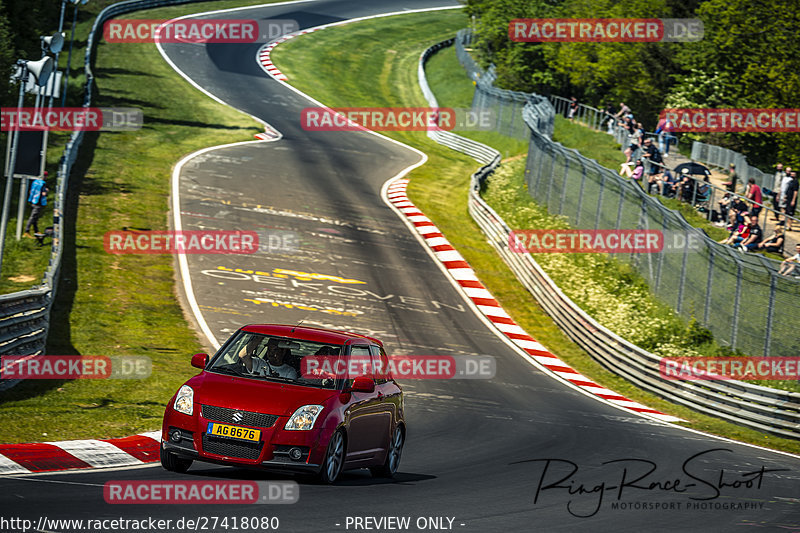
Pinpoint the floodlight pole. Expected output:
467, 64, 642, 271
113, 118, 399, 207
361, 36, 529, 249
61, 3, 80, 108
0, 64, 29, 278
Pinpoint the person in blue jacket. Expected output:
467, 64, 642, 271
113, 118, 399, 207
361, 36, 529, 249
24, 171, 49, 237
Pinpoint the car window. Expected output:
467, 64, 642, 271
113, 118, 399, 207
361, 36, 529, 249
349, 345, 374, 382
370, 345, 389, 384
207, 331, 343, 389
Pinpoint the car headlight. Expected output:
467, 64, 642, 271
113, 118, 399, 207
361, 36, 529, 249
174, 385, 194, 415
285, 405, 323, 431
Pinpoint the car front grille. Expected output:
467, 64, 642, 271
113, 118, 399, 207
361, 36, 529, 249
201, 405, 278, 428
202, 434, 263, 460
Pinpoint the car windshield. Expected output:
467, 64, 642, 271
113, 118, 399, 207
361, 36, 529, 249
208, 331, 343, 389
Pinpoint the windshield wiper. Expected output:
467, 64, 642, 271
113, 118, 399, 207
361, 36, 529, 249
210, 365, 244, 376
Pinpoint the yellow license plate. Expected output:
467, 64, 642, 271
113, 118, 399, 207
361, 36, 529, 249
207, 423, 261, 442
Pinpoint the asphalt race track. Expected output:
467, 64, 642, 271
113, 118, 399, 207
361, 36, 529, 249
1, 1, 798, 532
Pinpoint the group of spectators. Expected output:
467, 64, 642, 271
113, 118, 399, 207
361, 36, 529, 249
714, 164, 800, 276
577, 100, 800, 276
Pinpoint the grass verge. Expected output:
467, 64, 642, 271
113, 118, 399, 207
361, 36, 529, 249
272, 14, 799, 454
0, 0, 284, 443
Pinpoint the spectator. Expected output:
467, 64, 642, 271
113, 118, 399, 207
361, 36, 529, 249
719, 219, 750, 246
567, 97, 578, 120
640, 138, 663, 193
722, 163, 738, 193
777, 243, 800, 277
781, 171, 798, 232
777, 167, 793, 225
623, 121, 642, 163
770, 163, 785, 217
679, 173, 697, 203
737, 215, 763, 252
614, 102, 631, 121
654, 116, 674, 157
620, 159, 644, 183
755, 228, 785, 255
23, 172, 49, 238
658, 169, 680, 198
719, 198, 749, 232
603, 102, 616, 134
744, 178, 763, 217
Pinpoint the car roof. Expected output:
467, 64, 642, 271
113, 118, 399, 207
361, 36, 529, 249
240, 324, 382, 346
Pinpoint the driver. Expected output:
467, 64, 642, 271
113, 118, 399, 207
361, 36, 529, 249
265, 345, 299, 380
237, 336, 270, 375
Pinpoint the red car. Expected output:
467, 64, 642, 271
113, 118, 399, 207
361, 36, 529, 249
160, 325, 405, 483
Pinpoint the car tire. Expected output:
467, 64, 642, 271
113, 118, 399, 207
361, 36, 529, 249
318, 429, 345, 484
160, 446, 192, 473
370, 425, 404, 478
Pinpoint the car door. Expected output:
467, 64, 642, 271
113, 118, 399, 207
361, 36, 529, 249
370, 344, 400, 421
343, 344, 390, 465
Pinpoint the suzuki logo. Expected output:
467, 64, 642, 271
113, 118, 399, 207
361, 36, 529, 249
232, 411, 243, 423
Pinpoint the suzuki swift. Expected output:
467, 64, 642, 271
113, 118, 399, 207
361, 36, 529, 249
161, 324, 405, 483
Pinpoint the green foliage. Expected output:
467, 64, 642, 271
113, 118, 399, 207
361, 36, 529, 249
465, 0, 800, 166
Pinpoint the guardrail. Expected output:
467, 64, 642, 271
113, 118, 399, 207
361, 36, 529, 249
420, 36, 800, 440
0, 0, 207, 391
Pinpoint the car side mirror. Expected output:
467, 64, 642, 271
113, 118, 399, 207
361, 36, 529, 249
191, 353, 208, 369
347, 376, 375, 394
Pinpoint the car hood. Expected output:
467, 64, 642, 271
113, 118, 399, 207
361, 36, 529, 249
187, 371, 338, 417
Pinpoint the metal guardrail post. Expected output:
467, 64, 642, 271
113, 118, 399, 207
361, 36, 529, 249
764, 272, 776, 357
575, 161, 587, 226
595, 172, 606, 229
704, 248, 714, 325
731, 261, 743, 347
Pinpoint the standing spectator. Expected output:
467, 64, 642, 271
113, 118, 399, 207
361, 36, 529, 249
778, 243, 800, 277
744, 178, 763, 217
782, 171, 798, 231
624, 122, 643, 163
23, 172, 49, 238
604, 102, 616, 134
771, 163, 785, 217
722, 163, 738, 193
641, 138, 663, 193
567, 97, 578, 120
654, 116, 674, 157
777, 167, 793, 224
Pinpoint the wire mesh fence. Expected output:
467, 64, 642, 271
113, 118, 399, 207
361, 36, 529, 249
455, 29, 800, 358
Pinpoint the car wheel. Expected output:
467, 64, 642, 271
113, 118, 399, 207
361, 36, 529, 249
160, 446, 192, 473
319, 430, 345, 484
370, 425, 404, 478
